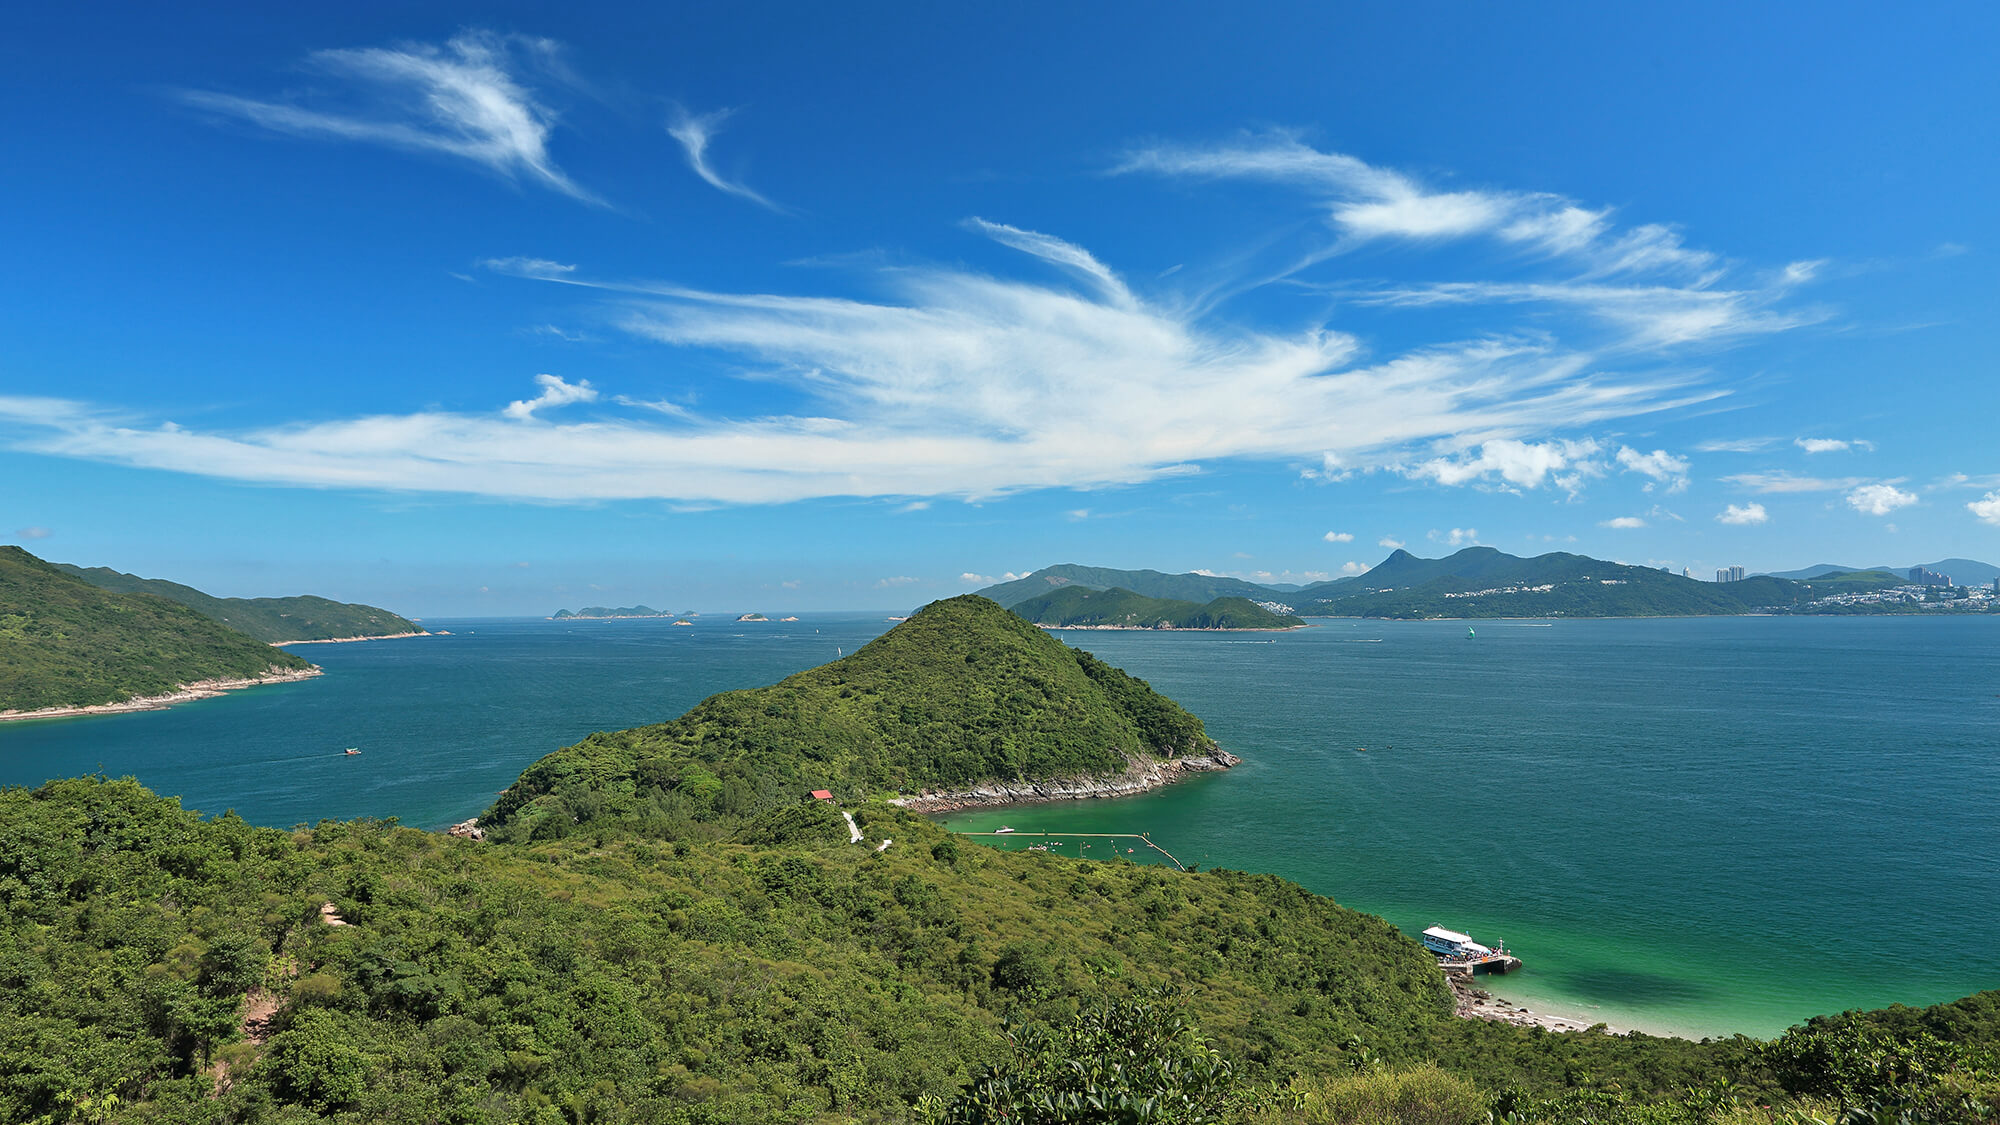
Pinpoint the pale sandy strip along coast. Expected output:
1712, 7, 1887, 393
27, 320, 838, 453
891, 750, 1241, 813
270, 630, 434, 646
1448, 974, 1628, 1035
0, 667, 323, 723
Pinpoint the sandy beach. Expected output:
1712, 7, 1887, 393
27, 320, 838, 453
271, 630, 434, 645
1448, 974, 1627, 1035
0, 667, 323, 723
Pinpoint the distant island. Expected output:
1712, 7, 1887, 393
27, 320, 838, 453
736, 612, 770, 622
1010, 586, 1306, 630
552, 605, 679, 620
2, 546, 319, 718
55, 561, 423, 643
979, 551, 2000, 620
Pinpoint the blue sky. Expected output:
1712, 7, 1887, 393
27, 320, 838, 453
4, 4, 1997, 614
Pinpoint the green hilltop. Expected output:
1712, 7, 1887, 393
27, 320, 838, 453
975, 563, 1289, 608
3, 593, 1998, 1121
1, 546, 315, 713
1010, 586, 1305, 630
488, 595, 1216, 835
54, 561, 421, 643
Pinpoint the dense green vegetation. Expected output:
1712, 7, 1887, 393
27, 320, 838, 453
488, 596, 1216, 837
976, 567, 1292, 611
10, 776, 1995, 1124
0, 547, 314, 714
1009, 588, 1305, 630
552, 606, 677, 619
7, 592, 1996, 1122
53, 562, 420, 644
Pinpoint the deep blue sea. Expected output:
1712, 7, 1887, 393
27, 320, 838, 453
4, 613, 1996, 1038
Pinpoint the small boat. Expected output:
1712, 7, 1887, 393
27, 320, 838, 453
995, 826, 1015, 834
343, 748, 360, 756
1467, 626, 1476, 638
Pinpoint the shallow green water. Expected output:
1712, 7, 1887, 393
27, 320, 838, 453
4, 613, 1995, 1038
940, 616, 2000, 1039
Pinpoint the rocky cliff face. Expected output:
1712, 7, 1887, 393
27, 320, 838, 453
888, 748, 1241, 812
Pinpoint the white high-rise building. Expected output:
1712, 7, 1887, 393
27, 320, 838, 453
1715, 565, 1745, 583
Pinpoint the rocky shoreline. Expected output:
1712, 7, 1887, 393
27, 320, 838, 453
272, 630, 433, 645
0, 666, 324, 723
890, 748, 1242, 813
1447, 973, 1625, 1035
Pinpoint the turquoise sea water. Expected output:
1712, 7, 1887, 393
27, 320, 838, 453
4, 613, 1996, 1039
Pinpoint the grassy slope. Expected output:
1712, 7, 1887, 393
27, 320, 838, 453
1010, 587, 1305, 629
487, 596, 1216, 833
0, 547, 313, 712
54, 563, 421, 643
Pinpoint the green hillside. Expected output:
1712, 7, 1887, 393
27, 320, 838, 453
54, 562, 421, 643
487, 596, 1217, 835
975, 564, 1291, 608
5, 601, 1999, 1122
1011, 586, 1305, 630
1, 546, 315, 713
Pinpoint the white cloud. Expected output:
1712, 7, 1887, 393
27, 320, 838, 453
1716, 502, 1768, 525
1322, 530, 1353, 543
1403, 439, 1603, 493
1601, 516, 1646, 529
667, 106, 783, 211
1968, 492, 2000, 527
1378, 537, 1404, 549
966, 218, 1134, 308
180, 31, 601, 204
1428, 528, 1480, 547
1615, 446, 1690, 493
13, 526, 51, 540
1725, 472, 1866, 494
503, 374, 598, 420
1794, 437, 1874, 454
1846, 484, 1917, 517
0, 187, 1777, 505
481, 257, 578, 280
1696, 437, 1775, 453
874, 575, 919, 588
1340, 561, 1367, 575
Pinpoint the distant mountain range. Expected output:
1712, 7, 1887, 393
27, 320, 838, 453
54, 562, 422, 643
1763, 558, 2000, 585
976, 549, 1996, 620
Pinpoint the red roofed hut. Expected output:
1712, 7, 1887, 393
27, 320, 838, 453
810, 789, 834, 801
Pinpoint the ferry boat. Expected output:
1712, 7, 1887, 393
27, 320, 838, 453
1421, 925, 1521, 973
1421, 925, 1489, 957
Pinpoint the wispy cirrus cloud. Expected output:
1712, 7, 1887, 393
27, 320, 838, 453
668, 107, 783, 211
1725, 472, 1867, 494
180, 31, 601, 205
1795, 436, 1874, 454
0, 140, 1809, 505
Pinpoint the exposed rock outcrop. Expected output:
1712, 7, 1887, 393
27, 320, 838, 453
890, 749, 1241, 813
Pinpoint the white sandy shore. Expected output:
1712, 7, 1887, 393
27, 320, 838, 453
272, 630, 434, 646
0, 667, 323, 723
1036, 624, 1311, 632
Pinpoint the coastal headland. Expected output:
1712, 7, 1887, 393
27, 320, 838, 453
0, 666, 323, 723
273, 630, 436, 645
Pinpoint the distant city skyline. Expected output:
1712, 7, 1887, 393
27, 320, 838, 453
3, 5, 1996, 614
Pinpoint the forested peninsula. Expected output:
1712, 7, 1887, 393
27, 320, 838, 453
5, 595, 1996, 1123
1008, 587, 1305, 630
54, 562, 422, 643
0, 546, 316, 717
